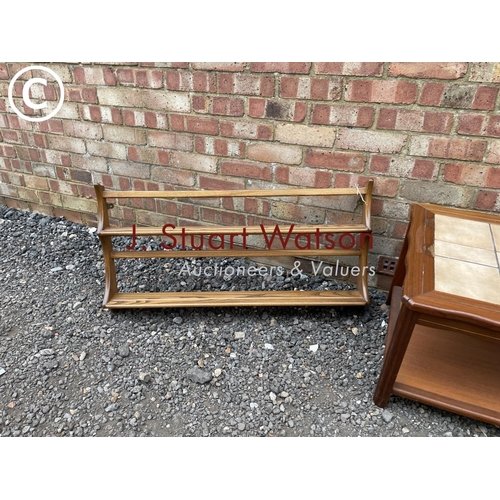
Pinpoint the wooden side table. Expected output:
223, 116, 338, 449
374, 203, 500, 426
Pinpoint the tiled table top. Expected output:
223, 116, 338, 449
434, 214, 500, 305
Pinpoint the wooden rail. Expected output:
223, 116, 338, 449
94, 181, 373, 309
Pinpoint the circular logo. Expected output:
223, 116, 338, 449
8, 65, 65, 122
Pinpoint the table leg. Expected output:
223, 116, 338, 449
387, 234, 408, 305
373, 300, 418, 407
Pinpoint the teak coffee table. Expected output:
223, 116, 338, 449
374, 203, 500, 426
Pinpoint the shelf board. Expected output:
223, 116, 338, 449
393, 324, 500, 426
105, 289, 368, 308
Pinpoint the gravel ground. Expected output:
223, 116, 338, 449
1, 204, 499, 438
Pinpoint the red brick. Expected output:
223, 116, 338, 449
411, 159, 438, 180
311, 104, 374, 128
457, 114, 484, 135
409, 136, 487, 161
346, 80, 418, 104
192, 96, 208, 113
247, 143, 302, 164
248, 98, 306, 122
472, 86, 499, 111
15, 146, 40, 162
122, 109, 136, 127
315, 62, 383, 76
220, 120, 273, 141
250, 62, 311, 74
274, 166, 332, 188
385, 220, 407, 239
36, 119, 63, 135
422, 111, 454, 134
38, 191, 62, 207
369, 155, 438, 181
444, 163, 500, 189
475, 190, 498, 210
219, 74, 274, 96
335, 173, 399, 197
74, 66, 116, 85
486, 168, 500, 189
145, 112, 159, 128
116, 68, 134, 84
221, 160, 272, 180
170, 115, 219, 135
121, 109, 167, 128
1, 144, 18, 157
199, 175, 246, 191
128, 146, 170, 166
135, 68, 165, 89
377, 108, 397, 130
377, 108, 453, 133
457, 114, 500, 137
80, 105, 123, 125
211, 97, 245, 116
49, 179, 78, 196
419, 83, 445, 106
165, 70, 216, 92
117, 68, 163, 88
486, 116, 500, 138
0, 63, 8, 79
279, 76, 341, 100
248, 98, 266, 118
194, 137, 245, 157
388, 62, 467, 79
369, 155, 390, 174
2, 130, 22, 143
305, 149, 365, 171
66, 86, 98, 104
194, 72, 216, 92
165, 70, 180, 89
200, 207, 246, 227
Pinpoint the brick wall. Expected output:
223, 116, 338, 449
1, 62, 500, 289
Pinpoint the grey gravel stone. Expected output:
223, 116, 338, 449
118, 345, 130, 358
382, 410, 394, 423
185, 367, 212, 384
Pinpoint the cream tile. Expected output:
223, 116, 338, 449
434, 240, 498, 267
435, 215, 494, 250
435, 256, 500, 305
491, 223, 500, 250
